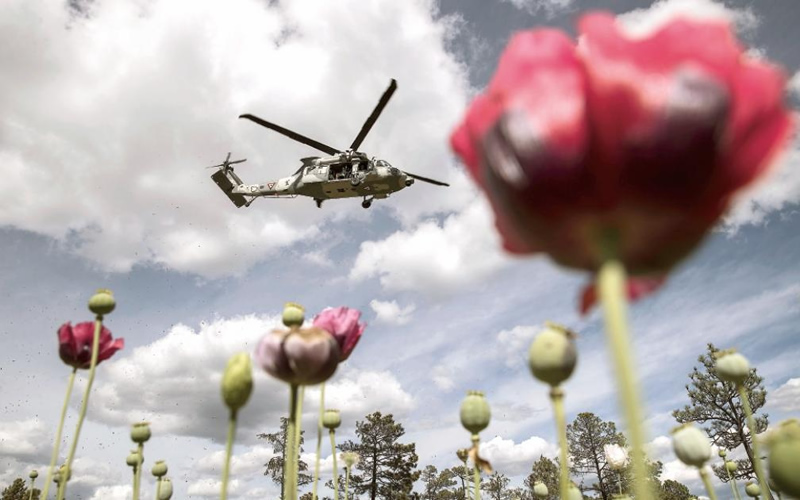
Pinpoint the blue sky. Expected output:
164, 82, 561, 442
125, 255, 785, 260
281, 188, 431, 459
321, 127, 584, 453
1, 0, 798, 498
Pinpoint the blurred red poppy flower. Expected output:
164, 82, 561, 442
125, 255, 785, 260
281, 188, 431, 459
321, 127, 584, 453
58, 322, 124, 369
451, 12, 793, 311
312, 307, 366, 361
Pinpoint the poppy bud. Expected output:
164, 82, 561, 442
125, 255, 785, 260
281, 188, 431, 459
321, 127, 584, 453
322, 409, 341, 430
533, 481, 548, 498
283, 302, 305, 327
528, 322, 577, 387
256, 324, 340, 386
221, 352, 253, 412
159, 477, 173, 500
151, 460, 167, 478
127, 450, 142, 467
88, 288, 116, 315
131, 422, 151, 444
672, 423, 711, 467
745, 482, 761, 498
715, 350, 751, 384
460, 390, 491, 435
766, 418, 800, 497
29, 470, 38, 479
57, 464, 70, 482
603, 443, 629, 471
718, 449, 727, 458
342, 451, 360, 467
725, 460, 738, 473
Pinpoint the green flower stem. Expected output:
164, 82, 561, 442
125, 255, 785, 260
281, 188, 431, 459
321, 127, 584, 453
700, 467, 719, 500
726, 462, 742, 500
58, 317, 104, 500
284, 383, 300, 500
221, 409, 238, 500
295, 385, 305, 467
330, 430, 339, 500
56, 474, 66, 500
156, 477, 162, 500
41, 367, 77, 500
737, 384, 770, 498
549, 387, 569, 500
133, 443, 144, 500
471, 435, 481, 500
597, 260, 651, 500
312, 383, 326, 500
28, 477, 36, 500
344, 464, 351, 500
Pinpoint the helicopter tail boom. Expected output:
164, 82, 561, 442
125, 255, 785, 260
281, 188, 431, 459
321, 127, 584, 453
211, 169, 248, 208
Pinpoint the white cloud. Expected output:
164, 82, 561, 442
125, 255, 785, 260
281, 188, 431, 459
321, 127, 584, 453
479, 435, 558, 476
196, 445, 276, 477
370, 299, 416, 325
617, 0, 759, 39
188, 477, 242, 497
87, 485, 132, 500
0, 0, 471, 278
0, 418, 49, 459
499, 0, 574, 18
317, 369, 416, 420
496, 325, 538, 368
768, 378, 800, 412
350, 197, 512, 295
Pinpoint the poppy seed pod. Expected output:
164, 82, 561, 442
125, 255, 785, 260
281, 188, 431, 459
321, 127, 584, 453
88, 288, 116, 315
533, 481, 548, 498
322, 409, 342, 430
718, 449, 727, 458
256, 325, 341, 385
151, 460, 167, 478
715, 351, 751, 384
158, 477, 173, 500
342, 451, 360, 467
221, 352, 253, 412
29, 470, 38, 479
745, 482, 761, 498
672, 423, 711, 467
766, 418, 800, 496
528, 323, 577, 387
131, 422, 151, 443
566, 482, 583, 500
57, 464, 70, 482
460, 390, 491, 435
725, 460, 738, 473
283, 302, 305, 327
126, 450, 142, 467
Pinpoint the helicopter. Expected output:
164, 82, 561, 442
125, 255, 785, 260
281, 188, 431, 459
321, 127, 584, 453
209, 79, 449, 209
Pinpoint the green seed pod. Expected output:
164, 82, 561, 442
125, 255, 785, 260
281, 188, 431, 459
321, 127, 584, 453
88, 288, 116, 316
533, 481, 548, 498
159, 477, 173, 500
725, 460, 738, 473
131, 422, 151, 444
672, 423, 711, 467
566, 482, 583, 500
126, 450, 142, 467
342, 451, 360, 467
745, 482, 761, 498
715, 350, 750, 384
282, 302, 305, 327
151, 460, 168, 478
718, 448, 727, 458
527, 322, 577, 387
221, 352, 253, 412
323, 409, 342, 430
767, 418, 800, 497
29, 470, 38, 479
57, 464, 70, 482
460, 390, 491, 435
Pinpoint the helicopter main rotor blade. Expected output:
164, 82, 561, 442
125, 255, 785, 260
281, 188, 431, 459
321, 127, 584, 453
404, 171, 449, 187
349, 79, 397, 151
239, 114, 341, 156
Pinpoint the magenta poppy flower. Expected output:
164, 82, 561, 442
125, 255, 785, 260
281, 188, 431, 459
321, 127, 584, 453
450, 12, 793, 311
312, 307, 366, 361
256, 326, 341, 385
58, 322, 124, 369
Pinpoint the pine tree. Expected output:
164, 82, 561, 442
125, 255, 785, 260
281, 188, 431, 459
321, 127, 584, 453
1, 478, 40, 500
481, 472, 510, 500
523, 455, 560, 500
659, 479, 695, 500
338, 412, 420, 500
567, 412, 626, 500
421, 466, 459, 500
257, 416, 313, 495
672, 344, 769, 486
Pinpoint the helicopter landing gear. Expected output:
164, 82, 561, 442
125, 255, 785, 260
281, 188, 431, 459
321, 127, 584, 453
315, 198, 324, 208
361, 196, 373, 209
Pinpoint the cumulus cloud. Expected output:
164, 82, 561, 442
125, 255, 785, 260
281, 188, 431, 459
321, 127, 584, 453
617, 0, 759, 39
189, 478, 242, 497
350, 197, 512, 295
768, 378, 800, 412
0, 418, 50, 460
496, 325, 538, 368
0, 0, 470, 277
87, 485, 132, 500
370, 299, 416, 325
479, 435, 558, 476
499, 0, 574, 18
314, 369, 416, 421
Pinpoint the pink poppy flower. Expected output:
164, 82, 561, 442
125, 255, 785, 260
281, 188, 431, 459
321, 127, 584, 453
312, 307, 367, 361
58, 322, 124, 369
450, 12, 793, 311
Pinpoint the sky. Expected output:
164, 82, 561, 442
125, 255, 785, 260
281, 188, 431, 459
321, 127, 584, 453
0, 0, 799, 498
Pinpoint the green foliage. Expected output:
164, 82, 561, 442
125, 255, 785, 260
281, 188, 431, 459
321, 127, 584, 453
672, 343, 769, 483
257, 417, 312, 489
338, 412, 420, 500
523, 455, 560, 500
1, 478, 40, 500
659, 479, 695, 500
567, 412, 626, 500
481, 471, 510, 500
421, 465, 460, 500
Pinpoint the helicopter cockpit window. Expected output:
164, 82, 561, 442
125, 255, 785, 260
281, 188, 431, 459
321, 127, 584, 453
376, 160, 390, 168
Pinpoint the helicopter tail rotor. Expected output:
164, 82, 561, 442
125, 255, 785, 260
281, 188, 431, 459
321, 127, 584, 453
208, 153, 248, 208
206, 152, 247, 172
